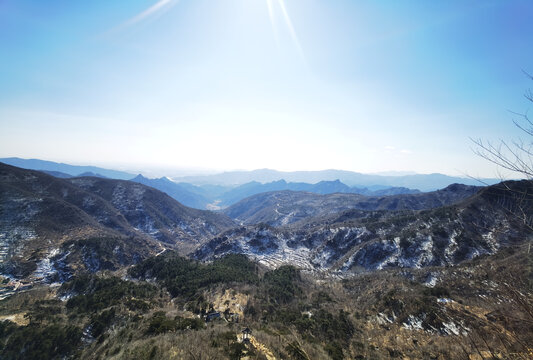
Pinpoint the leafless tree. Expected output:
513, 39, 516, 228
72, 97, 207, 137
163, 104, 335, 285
471, 73, 533, 256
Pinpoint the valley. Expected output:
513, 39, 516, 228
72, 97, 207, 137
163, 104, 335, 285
0, 162, 531, 359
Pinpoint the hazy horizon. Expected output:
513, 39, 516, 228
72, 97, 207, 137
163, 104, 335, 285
1, 1, 532, 178
0, 156, 506, 182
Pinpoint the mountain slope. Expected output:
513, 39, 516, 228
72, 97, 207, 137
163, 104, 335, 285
0, 164, 151, 279
196, 180, 532, 272
0, 163, 235, 281
40, 170, 73, 178
223, 183, 481, 226
65, 175, 235, 247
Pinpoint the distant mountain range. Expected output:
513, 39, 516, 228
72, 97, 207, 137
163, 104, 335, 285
0, 157, 134, 180
128, 177, 422, 209
7, 158, 422, 209
174, 168, 499, 191
1, 158, 501, 209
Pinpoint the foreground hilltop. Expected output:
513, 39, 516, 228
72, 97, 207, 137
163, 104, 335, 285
1, 243, 531, 359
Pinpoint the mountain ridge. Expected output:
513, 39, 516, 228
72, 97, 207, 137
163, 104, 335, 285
195, 180, 533, 273
222, 183, 481, 227
0, 157, 134, 180
1, 158, 498, 192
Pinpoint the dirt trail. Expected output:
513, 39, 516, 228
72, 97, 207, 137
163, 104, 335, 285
237, 334, 276, 360
249, 335, 276, 360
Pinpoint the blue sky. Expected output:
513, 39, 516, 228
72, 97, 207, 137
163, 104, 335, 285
0, 0, 531, 177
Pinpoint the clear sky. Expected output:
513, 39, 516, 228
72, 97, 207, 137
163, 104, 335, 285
0, 0, 531, 177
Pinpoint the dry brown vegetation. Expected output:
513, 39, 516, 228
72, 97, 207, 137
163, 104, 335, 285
0, 244, 532, 360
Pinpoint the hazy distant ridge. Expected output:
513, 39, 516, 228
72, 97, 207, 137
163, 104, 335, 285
1, 158, 500, 205
174, 168, 499, 191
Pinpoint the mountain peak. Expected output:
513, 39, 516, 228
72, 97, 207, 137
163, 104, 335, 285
158, 176, 175, 183
78, 171, 107, 178
326, 179, 343, 184
132, 174, 147, 181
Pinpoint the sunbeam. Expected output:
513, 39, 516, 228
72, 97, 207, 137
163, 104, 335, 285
109, 0, 179, 33
276, 0, 306, 64
266, 0, 280, 47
